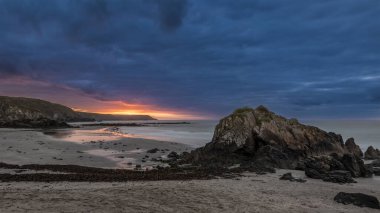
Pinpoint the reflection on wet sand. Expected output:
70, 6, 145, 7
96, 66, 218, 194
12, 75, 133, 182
0, 127, 192, 170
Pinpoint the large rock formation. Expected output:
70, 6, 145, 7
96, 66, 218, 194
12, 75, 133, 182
0, 96, 155, 128
364, 146, 380, 160
185, 106, 366, 173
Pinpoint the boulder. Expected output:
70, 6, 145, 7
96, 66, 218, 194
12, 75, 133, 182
304, 154, 372, 182
147, 148, 160, 154
279, 172, 306, 183
372, 159, 380, 167
373, 167, 380, 176
341, 154, 364, 178
344, 138, 363, 158
168, 151, 179, 159
322, 171, 356, 184
334, 192, 380, 209
365, 146, 380, 160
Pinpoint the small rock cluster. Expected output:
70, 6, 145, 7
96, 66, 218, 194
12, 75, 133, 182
334, 192, 380, 209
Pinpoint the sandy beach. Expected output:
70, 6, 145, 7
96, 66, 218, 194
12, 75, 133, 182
1, 126, 380, 212
0, 127, 192, 170
0, 169, 379, 213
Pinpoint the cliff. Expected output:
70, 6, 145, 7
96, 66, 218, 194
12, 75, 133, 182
0, 96, 155, 128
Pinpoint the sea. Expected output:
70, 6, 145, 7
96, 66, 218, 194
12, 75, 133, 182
116, 120, 218, 148
111, 119, 380, 151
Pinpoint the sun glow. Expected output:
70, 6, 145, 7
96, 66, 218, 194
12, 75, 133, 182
0, 76, 212, 120
95, 106, 209, 120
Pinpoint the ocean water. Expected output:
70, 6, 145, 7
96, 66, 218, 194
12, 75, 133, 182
115, 119, 380, 151
116, 120, 217, 148
304, 120, 380, 151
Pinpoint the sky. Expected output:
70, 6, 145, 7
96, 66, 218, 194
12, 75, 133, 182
0, 0, 379, 120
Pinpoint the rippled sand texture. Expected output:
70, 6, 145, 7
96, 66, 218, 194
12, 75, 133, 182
1, 170, 379, 213
0, 128, 192, 169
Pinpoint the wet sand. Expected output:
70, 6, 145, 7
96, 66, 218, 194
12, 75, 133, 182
1, 127, 380, 212
0, 170, 379, 213
0, 127, 192, 169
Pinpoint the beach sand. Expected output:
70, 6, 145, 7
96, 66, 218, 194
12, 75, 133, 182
0, 127, 192, 169
0, 170, 379, 213
1, 128, 380, 212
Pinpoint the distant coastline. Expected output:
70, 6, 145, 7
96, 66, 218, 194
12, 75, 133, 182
0, 96, 155, 128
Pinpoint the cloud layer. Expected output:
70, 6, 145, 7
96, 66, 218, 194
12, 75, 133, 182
0, 0, 379, 119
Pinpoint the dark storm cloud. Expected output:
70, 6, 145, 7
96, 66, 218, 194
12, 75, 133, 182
156, 0, 187, 31
0, 0, 379, 118
0, 60, 18, 76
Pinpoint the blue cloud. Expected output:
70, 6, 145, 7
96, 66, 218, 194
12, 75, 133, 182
0, 0, 379, 118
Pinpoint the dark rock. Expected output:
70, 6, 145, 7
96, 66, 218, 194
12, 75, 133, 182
147, 148, 159, 154
322, 170, 356, 184
365, 146, 380, 160
304, 155, 371, 182
372, 159, 380, 167
341, 154, 363, 177
305, 167, 323, 179
362, 164, 374, 178
373, 167, 380, 176
304, 155, 345, 175
168, 151, 179, 159
345, 138, 363, 158
334, 192, 380, 209
183, 106, 350, 170
280, 172, 293, 180
279, 172, 306, 183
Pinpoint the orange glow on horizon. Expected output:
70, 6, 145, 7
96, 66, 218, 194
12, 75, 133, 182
93, 108, 210, 120
0, 76, 213, 120
83, 100, 213, 120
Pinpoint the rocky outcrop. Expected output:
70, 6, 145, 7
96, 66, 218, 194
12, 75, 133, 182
185, 106, 363, 169
364, 146, 380, 160
334, 192, 380, 209
303, 154, 372, 183
344, 138, 363, 158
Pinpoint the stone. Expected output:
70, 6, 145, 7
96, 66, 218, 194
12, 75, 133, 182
372, 159, 380, 167
168, 151, 179, 159
322, 170, 356, 184
279, 172, 306, 183
373, 167, 380, 176
344, 138, 363, 158
365, 146, 380, 160
340, 154, 362, 177
147, 148, 159, 154
304, 155, 371, 182
334, 192, 380, 209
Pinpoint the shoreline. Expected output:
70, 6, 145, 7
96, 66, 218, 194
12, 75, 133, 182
1, 123, 380, 212
1, 170, 379, 213
0, 127, 193, 170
